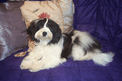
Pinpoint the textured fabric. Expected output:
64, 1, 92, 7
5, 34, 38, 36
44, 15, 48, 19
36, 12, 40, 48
0, 0, 122, 81
0, 2, 28, 61
59, 0, 74, 33
20, 1, 64, 31
29, 0, 74, 34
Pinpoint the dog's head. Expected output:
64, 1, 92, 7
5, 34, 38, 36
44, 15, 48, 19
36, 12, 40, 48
27, 18, 62, 45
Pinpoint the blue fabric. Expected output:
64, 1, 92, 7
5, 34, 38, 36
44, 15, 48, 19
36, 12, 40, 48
0, 0, 122, 81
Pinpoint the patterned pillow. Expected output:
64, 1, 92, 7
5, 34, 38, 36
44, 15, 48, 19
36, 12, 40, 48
28, 0, 74, 33
20, 1, 64, 32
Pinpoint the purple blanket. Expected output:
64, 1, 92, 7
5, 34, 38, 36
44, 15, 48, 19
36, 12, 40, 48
0, 0, 122, 81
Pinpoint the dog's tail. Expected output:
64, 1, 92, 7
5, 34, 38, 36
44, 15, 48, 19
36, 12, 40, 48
92, 52, 114, 66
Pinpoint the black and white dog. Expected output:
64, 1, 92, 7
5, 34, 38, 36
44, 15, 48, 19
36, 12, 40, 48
20, 18, 114, 72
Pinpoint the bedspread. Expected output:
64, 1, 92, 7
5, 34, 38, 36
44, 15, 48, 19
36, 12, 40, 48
0, 0, 122, 81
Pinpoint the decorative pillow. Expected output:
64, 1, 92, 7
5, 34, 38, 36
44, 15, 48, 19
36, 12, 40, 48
0, 2, 28, 61
59, 0, 74, 34
29, 0, 74, 33
20, 1, 64, 31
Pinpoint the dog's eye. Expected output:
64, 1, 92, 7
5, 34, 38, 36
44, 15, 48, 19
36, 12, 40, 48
33, 9, 39, 13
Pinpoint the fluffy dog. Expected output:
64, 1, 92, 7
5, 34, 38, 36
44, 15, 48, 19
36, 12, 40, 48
20, 18, 72, 72
20, 18, 114, 72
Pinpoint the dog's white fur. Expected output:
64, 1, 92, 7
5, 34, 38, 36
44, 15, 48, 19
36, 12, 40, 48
20, 36, 66, 72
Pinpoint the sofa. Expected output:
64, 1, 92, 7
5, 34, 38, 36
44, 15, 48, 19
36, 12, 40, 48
0, 0, 122, 81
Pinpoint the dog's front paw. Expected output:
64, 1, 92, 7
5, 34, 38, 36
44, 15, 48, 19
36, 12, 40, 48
20, 59, 33, 70
20, 64, 27, 70
29, 58, 67, 72
29, 60, 55, 72
29, 67, 43, 72
29, 63, 44, 72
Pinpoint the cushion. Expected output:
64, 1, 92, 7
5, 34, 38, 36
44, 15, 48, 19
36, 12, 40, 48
20, 1, 64, 31
0, 2, 28, 61
59, 0, 74, 33
29, 0, 74, 34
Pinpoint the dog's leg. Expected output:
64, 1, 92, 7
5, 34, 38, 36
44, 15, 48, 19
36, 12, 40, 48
29, 58, 66, 72
71, 44, 89, 61
20, 50, 43, 69
20, 55, 35, 69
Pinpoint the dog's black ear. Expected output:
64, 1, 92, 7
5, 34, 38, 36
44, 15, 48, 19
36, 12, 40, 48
47, 20, 62, 44
51, 26, 62, 44
27, 21, 39, 42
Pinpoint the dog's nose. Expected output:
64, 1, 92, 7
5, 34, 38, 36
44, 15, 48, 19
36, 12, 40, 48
43, 32, 47, 37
